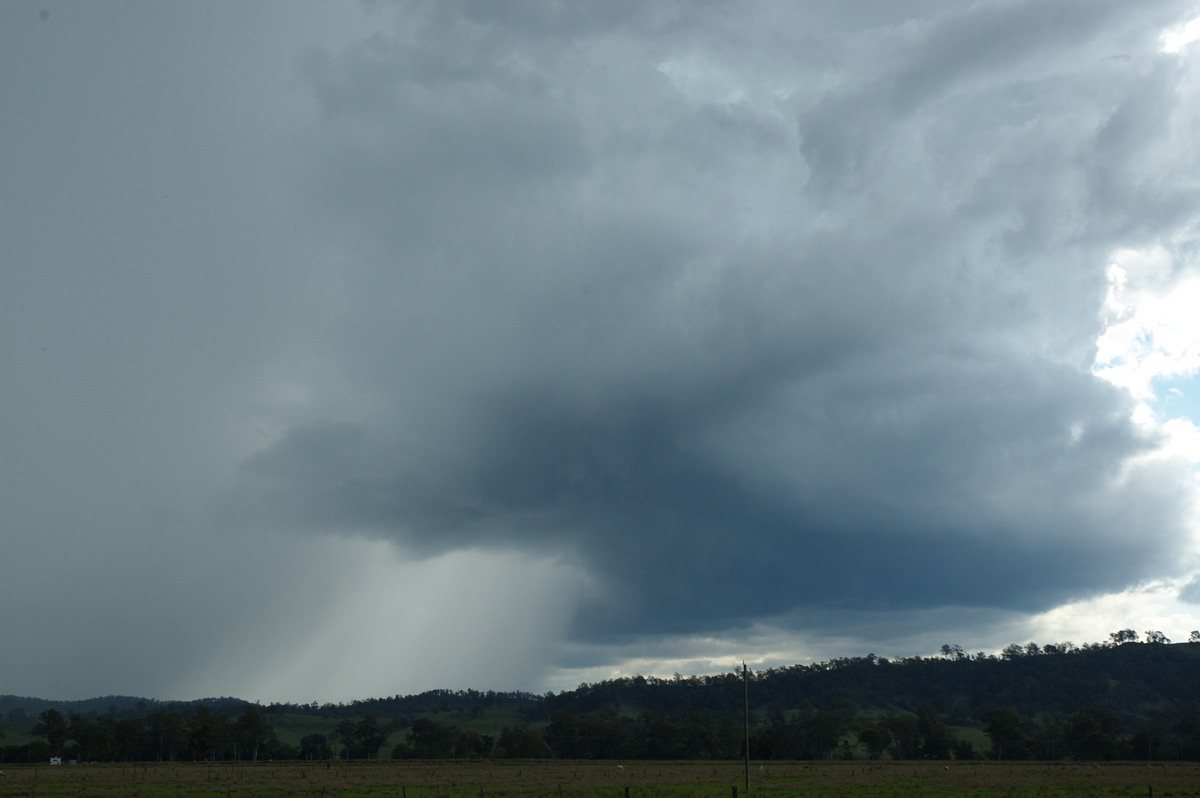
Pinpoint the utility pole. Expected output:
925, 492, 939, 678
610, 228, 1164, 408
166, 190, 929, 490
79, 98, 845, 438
743, 661, 750, 794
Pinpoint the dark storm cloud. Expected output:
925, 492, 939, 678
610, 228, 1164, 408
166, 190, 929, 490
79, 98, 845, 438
234, 0, 1200, 648
8, 1, 1194, 702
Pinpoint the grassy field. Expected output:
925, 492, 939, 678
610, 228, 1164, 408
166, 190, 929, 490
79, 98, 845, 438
0, 723, 35, 746
0, 759, 1197, 798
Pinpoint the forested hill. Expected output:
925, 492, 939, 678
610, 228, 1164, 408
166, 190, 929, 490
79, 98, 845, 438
4, 637, 1198, 725
535, 638, 1200, 724
4, 636, 1200, 762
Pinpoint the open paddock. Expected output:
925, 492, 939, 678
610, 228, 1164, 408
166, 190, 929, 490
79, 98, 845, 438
0, 760, 1197, 798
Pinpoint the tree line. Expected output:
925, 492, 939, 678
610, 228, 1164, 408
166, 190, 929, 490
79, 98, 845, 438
5, 632, 1198, 763
399, 701, 1200, 762
10, 699, 1198, 764
1, 706, 284, 764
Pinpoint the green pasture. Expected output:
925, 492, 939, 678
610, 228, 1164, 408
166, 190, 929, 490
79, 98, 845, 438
0, 759, 1197, 798
0, 723, 35, 746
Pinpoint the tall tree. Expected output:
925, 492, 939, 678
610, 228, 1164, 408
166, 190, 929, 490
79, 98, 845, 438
982, 708, 1030, 760
233, 707, 272, 761
355, 714, 393, 760
884, 715, 920, 759
406, 717, 457, 758
299, 733, 331, 760
334, 719, 358, 759
187, 706, 229, 761
147, 710, 187, 762
33, 709, 69, 755
917, 705, 954, 759
1065, 704, 1122, 761
67, 714, 105, 761
1108, 629, 1138, 646
853, 719, 891, 760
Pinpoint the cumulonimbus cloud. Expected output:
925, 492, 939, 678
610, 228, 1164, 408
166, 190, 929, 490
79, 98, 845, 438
235, 0, 1200, 646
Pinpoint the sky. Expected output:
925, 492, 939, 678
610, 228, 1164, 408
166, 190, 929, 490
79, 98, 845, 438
3, 0, 1200, 704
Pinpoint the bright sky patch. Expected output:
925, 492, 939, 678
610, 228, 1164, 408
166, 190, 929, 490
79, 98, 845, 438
1161, 14, 1200, 52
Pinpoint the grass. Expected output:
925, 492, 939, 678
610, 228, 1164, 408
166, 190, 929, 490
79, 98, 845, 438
947, 723, 989, 751
0, 760, 1197, 798
0, 723, 35, 746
